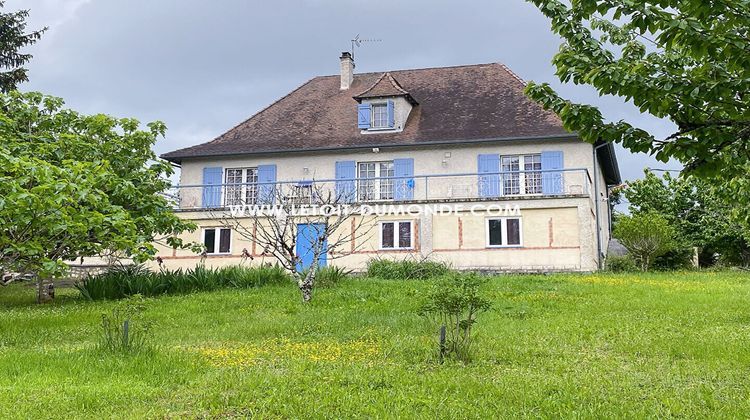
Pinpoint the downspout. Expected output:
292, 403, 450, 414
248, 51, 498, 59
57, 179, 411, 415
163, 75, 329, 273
593, 143, 610, 271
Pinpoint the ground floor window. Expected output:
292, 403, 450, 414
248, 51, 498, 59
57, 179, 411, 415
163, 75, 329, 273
203, 227, 231, 254
486, 218, 522, 247
380, 221, 413, 249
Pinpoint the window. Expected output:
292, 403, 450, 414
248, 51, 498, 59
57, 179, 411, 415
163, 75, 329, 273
486, 218, 522, 247
501, 156, 520, 195
203, 227, 231, 254
224, 168, 258, 206
358, 161, 394, 201
287, 182, 313, 205
524, 154, 542, 194
371, 103, 389, 129
380, 221, 413, 249
501, 154, 541, 195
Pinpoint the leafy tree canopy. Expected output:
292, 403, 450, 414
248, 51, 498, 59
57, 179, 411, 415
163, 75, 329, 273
0, 1, 46, 92
615, 170, 750, 266
0, 92, 195, 279
613, 211, 675, 271
526, 0, 750, 228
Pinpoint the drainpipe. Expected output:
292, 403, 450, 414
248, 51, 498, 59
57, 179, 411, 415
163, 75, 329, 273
592, 143, 610, 271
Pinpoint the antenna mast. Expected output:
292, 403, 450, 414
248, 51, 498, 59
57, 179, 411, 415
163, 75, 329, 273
350, 34, 381, 61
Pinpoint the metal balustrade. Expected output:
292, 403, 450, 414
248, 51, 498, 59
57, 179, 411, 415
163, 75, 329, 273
164, 168, 592, 211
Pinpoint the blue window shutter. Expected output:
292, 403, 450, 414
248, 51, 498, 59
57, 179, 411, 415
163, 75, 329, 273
477, 154, 500, 197
387, 100, 395, 128
335, 161, 356, 203
357, 103, 371, 129
541, 151, 564, 195
257, 164, 277, 204
202, 167, 223, 208
394, 158, 414, 201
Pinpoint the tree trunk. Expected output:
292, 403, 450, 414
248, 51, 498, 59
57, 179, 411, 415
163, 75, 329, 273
300, 276, 313, 303
36, 277, 44, 304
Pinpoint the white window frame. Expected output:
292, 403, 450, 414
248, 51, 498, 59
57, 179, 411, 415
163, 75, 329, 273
358, 160, 394, 201
370, 102, 389, 129
202, 227, 232, 255
485, 217, 523, 248
379, 220, 414, 250
501, 154, 542, 196
223, 167, 258, 206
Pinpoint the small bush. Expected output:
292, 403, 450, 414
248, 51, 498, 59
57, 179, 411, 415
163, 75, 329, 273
313, 266, 352, 288
367, 258, 451, 280
606, 255, 638, 272
76, 264, 292, 300
98, 295, 152, 354
419, 272, 491, 363
613, 211, 675, 271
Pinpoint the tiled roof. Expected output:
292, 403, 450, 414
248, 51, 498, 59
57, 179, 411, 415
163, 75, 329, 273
163, 63, 571, 162
353, 72, 417, 104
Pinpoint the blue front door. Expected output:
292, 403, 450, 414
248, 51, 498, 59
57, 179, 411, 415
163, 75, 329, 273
296, 223, 327, 272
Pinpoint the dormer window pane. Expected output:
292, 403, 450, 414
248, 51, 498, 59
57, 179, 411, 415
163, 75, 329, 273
371, 103, 389, 128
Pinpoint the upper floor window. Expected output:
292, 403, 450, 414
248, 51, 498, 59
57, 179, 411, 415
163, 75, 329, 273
502, 154, 542, 195
358, 161, 394, 201
225, 167, 258, 206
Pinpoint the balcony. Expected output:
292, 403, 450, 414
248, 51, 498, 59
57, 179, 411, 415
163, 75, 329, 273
166, 168, 592, 211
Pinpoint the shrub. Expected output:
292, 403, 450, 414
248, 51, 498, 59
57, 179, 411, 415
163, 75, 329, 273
652, 247, 695, 271
98, 295, 152, 354
312, 266, 352, 288
419, 272, 491, 363
605, 255, 638, 272
613, 211, 675, 271
367, 258, 451, 280
76, 264, 292, 300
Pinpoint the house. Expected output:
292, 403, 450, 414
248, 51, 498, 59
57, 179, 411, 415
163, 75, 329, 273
156, 53, 620, 272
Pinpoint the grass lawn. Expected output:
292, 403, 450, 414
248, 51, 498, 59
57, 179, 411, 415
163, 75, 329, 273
2, 271, 750, 418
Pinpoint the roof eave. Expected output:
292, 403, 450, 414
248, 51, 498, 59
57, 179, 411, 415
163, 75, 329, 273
596, 141, 622, 185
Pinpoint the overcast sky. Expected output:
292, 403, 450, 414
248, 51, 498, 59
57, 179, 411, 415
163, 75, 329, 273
10, 0, 682, 184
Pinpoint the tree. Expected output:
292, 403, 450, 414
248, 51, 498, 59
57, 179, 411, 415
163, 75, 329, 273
0, 1, 46, 92
525, 1, 750, 230
613, 211, 675, 271
218, 182, 374, 303
616, 170, 750, 266
419, 272, 491, 363
0, 92, 196, 301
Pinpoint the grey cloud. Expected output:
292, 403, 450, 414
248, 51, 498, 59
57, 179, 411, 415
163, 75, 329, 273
10, 0, 681, 191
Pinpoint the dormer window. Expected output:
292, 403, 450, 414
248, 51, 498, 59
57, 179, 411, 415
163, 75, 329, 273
358, 100, 395, 130
354, 72, 418, 133
371, 103, 389, 129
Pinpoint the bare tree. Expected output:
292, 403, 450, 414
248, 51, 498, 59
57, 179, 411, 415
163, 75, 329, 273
214, 179, 375, 302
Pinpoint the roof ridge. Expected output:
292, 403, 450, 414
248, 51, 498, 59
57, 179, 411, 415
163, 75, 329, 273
384, 72, 409, 94
317, 62, 504, 79
497, 63, 526, 86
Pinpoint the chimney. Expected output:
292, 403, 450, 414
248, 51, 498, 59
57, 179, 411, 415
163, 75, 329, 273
340, 51, 354, 90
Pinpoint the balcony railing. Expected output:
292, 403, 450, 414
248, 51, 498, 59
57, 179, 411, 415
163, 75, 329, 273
165, 168, 592, 210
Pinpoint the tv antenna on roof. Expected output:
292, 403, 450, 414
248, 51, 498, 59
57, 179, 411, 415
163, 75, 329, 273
350, 34, 381, 61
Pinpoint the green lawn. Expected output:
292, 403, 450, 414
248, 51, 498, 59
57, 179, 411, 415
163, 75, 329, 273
2, 271, 750, 418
